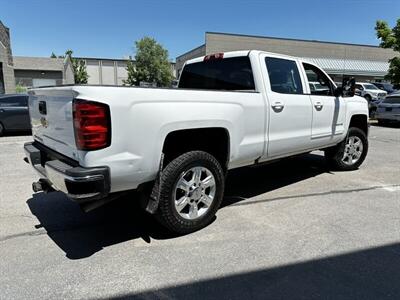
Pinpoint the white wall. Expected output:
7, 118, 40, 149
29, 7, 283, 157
86, 60, 100, 84
101, 61, 115, 85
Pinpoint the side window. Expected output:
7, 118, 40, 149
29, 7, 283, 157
303, 63, 334, 96
16, 96, 28, 107
355, 84, 363, 91
0, 96, 27, 107
265, 57, 303, 94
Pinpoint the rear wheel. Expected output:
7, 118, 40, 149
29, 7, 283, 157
0, 122, 4, 136
325, 127, 368, 171
154, 151, 225, 234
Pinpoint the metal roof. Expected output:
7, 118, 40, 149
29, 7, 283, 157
13, 56, 65, 71
302, 57, 389, 77
206, 31, 383, 49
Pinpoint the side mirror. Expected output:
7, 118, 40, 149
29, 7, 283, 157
334, 87, 343, 97
341, 77, 356, 97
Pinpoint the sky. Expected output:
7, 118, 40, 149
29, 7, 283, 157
1, 0, 399, 61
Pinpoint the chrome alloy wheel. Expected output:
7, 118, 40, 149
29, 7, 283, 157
173, 166, 216, 220
342, 136, 364, 165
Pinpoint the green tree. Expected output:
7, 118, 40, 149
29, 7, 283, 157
375, 19, 400, 85
15, 84, 27, 94
65, 50, 89, 84
124, 37, 173, 87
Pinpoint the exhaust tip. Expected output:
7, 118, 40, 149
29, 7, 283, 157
32, 179, 54, 193
32, 181, 43, 193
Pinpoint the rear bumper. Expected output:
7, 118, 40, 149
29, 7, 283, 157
24, 142, 110, 202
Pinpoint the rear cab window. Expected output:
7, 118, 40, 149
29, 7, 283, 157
178, 56, 255, 91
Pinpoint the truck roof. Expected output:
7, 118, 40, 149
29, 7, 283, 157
184, 50, 301, 66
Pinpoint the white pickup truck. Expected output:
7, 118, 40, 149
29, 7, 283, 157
24, 50, 369, 233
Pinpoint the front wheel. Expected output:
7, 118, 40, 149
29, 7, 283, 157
325, 127, 368, 171
0, 122, 4, 136
154, 151, 225, 234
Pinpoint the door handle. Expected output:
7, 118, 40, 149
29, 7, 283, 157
0, 109, 4, 113
314, 101, 323, 111
271, 102, 284, 112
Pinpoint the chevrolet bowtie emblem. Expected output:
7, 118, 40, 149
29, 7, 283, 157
40, 117, 49, 128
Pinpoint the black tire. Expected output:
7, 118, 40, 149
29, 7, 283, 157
325, 127, 368, 171
0, 122, 4, 137
365, 94, 372, 102
154, 151, 225, 234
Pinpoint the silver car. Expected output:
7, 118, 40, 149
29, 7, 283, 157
375, 94, 400, 124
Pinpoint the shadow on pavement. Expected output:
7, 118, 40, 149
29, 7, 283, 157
370, 122, 400, 128
1, 130, 32, 137
106, 242, 400, 299
222, 152, 329, 207
27, 153, 329, 259
26, 192, 178, 259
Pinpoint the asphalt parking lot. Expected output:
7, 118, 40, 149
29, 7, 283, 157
1, 125, 399, 299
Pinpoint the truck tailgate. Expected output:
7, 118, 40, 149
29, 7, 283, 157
29, 88, 77, 160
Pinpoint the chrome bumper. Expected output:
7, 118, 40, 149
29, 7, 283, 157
24, 142, 110, 202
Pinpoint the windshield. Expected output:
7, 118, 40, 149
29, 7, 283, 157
364, 84, 379, 90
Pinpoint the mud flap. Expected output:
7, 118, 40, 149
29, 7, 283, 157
145, 153, 164, 214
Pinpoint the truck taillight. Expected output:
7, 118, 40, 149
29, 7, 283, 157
73, 99, 111, 151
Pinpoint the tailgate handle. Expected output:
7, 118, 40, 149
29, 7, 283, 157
38, 101, 47, 115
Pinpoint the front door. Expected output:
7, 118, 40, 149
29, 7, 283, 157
260, 55, 312, 160
302, 63, 345, 147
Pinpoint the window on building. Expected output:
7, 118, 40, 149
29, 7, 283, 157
303, 63, 334, 96
265, 57, 303, 94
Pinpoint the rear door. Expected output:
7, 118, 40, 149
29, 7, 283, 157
259, 54, 312, 159
0, 95, 30, 130
301, 62, 345, 147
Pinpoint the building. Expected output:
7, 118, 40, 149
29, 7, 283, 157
1, 20, 176, 94
13, 56, 74, 89
176, 32, 397, 83
1, 20, 75, 94
76, 57, 177, 86
0, 21, 15, 94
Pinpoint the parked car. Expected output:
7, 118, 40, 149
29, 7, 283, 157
309, 81, 330, 94
373, 82, 398, 95
375, 94, 400, 124
355, 82, 387, 102
0, 94, 30, 136
24, 50, 369, 234
368, 99, 383, 118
